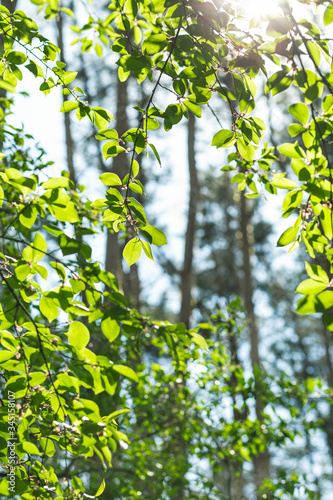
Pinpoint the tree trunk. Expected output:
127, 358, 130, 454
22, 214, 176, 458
104, 77, 128, 293
320, 325, 333, 461
0, 1, 17, 96
239, 192, 270, 494
173, 112, 200, 500
1, 0, 17, 13
179, 111, 199, 328
56, 10, 77, 186
228, 329, 246, 498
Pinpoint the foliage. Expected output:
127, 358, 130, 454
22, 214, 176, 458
0, 0, 332, 498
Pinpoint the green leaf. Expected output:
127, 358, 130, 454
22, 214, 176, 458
320, 206, 333, 240
277, 226, 298, 247
102, 141, 126, 159
26, 60, 44, 78
123, 238, 142, 266
296, 295, 322, 314
7, 51, 27, 65
141, 240, 154, 260
40, 296, 59, 323
99, 172, 122, 186
93, 107, 113, 129
50, 262, 66, 281
131, 159, 140, 177
271, 176, 299, 190
19, 206, 38, 229
278, 142, 306, 159
101, 318, 120, 343
68, 322, 90, 351
212, 130, 235, 148
107, 408, 131, 420
15, 264, 33, 282
40, 438, 55, 457
288, 123, 306, 137
324, 3, 333, 25
112, 364, 139, 382
149, 143, 161, 165
296, 279, 328, 295
190, 332, 208, 350
183, 100, 202, 118
61, 6, 74, 17
128, 182, 143, 194
237, 137, 255, 161
60, 101, 78, 113
23, 233, 47, 263
48, 200, 80, 223
266, 17, 294, 36
0, 80, 17, 93
142, 34, 167, 54
289, 103, 309, 125
95, 128, 118, 141
141, 226, 167, 246
305, 262, 329, 283
282, 189, 303, 213
22, 441, 39, 455
42, 177, 73, 189
95, 479, 106, 497
306, 40, 321, 67
318, 291, 333, 310
59, 71, 77, 85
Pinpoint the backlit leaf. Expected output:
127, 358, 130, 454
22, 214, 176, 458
68, 322, 90, 351
123, 238, 142, 266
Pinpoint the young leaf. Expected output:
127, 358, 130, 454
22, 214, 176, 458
60, 101, 78, 113
123, 238, 142, 266
237, 137, 255, 161
40, 296, 59, 323
190, 333, 208, 350
95, 479, 106, 497
141, 226, 167, 246
101, 318, 120, 343
277, 226, 298, 246
68, 322, 90, 351
296, 279, 328, 295
212, 130, 235, 148
289, 103, 309, 125
324, 3, 333, 25
141, 240, 154, 260
100, 173, 122, 186
112, 364, 139, 382
305, 262, 329, 283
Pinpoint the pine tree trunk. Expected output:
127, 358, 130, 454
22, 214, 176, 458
173, 112, 200, 500
228, 330, 246, 498
239, 192, 270, 494
321, 325, 333, 461
56, 10, 77, 186
179, 111, 199, 328
105, 77, 129, 291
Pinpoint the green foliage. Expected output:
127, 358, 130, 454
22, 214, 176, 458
0, 0, 332, 498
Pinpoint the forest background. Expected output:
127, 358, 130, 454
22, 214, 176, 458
0, 0, 333, 499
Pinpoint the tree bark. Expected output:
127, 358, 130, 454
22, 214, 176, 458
228, 328, 246, 498
1, 0, 17, 13
56, 10, 77, 186
105, 77, 128, 292
239, 192, 270, 494
320, 325, 333, 461
179, 111, 199, 328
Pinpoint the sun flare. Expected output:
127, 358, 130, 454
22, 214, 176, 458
238, 0, 281, 20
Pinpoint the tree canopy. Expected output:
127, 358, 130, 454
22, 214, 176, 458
0, 0, 333, 498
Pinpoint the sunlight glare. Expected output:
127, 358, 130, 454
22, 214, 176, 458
238, 0, 281, 20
